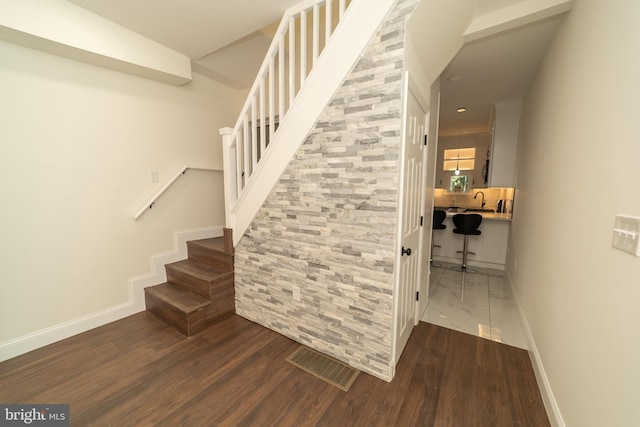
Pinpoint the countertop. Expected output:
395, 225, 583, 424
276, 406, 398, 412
435, 207, 512, 222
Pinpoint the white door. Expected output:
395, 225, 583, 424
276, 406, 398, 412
393, 76, 428, 364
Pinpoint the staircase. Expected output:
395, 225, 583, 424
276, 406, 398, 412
219, 0, 397, 246
144, 230, 235, 336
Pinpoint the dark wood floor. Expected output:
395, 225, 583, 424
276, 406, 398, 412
0, 313, 550, 426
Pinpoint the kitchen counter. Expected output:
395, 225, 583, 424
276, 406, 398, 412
431, 210, 511, 269
435, 207, 512, 222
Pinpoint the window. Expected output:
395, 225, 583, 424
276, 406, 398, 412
449, 175, 470, 192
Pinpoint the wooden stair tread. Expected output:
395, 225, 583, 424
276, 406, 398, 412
168, 259, 232, 282
145, 283, 211, 313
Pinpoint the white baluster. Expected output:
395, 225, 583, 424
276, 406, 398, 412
312, 4, 320, 65
326, 0, 333, 40
243, 114, 250, 182
269, 57, 275, 144
300, 10, 307, 84
259, 78, 266, 157
289, 16, 296, 107
235, 131, 243, 190
278, 37, 285, 117
251, 96, 258, 170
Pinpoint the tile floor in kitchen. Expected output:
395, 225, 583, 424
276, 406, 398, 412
420, 262, 529, 350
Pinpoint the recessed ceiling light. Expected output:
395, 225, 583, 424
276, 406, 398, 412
447, 75, 463, 82
457, 107, 467, 113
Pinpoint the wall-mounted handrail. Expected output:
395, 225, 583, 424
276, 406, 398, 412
133, 165, 221, 220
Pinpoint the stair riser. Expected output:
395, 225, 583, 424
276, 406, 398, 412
198, 286, 235, 329
145, 291, 190, 335
165, 265, 233, 299
209, 274, 234, 300
187, 242, 233, 271
145, 288, 235, 336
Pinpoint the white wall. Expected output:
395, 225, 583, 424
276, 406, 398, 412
508, 0, 640, 425
0, 40, 244, 355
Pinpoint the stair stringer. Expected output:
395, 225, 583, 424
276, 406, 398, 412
226, 0, 397, 247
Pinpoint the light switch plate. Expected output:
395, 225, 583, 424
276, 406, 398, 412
612, 215, 640, 256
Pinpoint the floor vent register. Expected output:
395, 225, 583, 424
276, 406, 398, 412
285, 346, 360, 392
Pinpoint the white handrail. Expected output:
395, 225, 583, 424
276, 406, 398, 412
220, 0, 354, 235
133, 165, 222, 220
220, 0, 396, 245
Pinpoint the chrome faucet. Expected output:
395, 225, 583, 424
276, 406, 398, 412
474, 191, 486, 209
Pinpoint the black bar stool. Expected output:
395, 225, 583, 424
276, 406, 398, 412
431, 210, 446, 267
452, 214, 482, 273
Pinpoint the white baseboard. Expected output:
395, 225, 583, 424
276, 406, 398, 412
506, 270, 565, 427
0, 226, 222, 362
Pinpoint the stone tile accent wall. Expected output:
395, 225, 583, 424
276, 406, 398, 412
234, 0, 419, 382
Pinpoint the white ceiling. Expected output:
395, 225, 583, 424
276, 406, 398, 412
193, 30, 275, 89
477, 0, 528, 15
69, 0, 567, 134
69, 0, 298, 89
438, 16, 564, 136
68, 0, 297, 58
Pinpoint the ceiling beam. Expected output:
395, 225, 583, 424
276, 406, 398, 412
0, 0, 192, 86
464, 0, 575, 43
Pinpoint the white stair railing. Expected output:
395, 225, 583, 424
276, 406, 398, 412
220, 0, 351, 205
220, 0, 396, 245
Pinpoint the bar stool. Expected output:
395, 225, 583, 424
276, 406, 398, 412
452, 214, 482, 273
431, 210, 446, 267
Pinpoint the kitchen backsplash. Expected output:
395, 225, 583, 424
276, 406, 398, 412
434, 187, 515, 212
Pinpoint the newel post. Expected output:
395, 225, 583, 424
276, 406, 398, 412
218, 127, 234, 232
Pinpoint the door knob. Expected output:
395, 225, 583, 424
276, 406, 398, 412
402, 246, 412, 256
